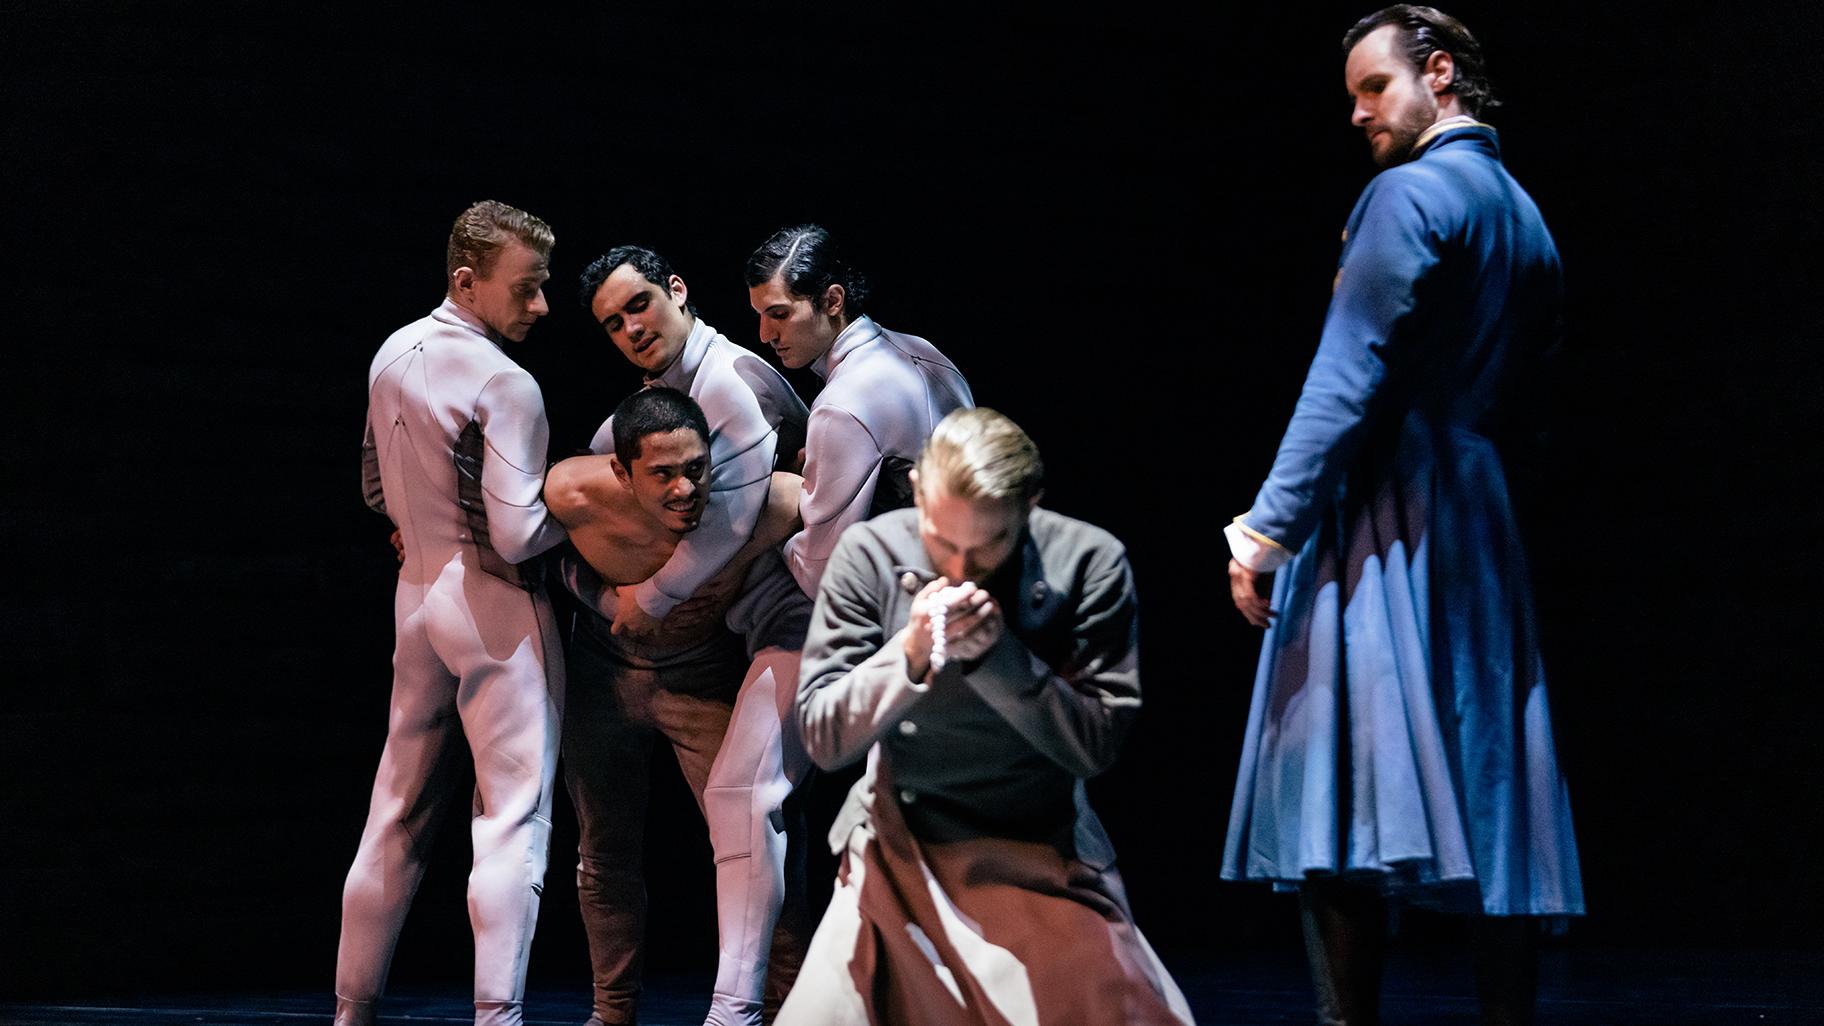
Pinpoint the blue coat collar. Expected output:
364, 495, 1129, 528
1413, 117, 1500, 161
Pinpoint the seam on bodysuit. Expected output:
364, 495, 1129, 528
454, 419, 530, 589
381, 347, 430, 582
707, 426, 782, 491
474, 370, 543, 474
803, 406, 883, 525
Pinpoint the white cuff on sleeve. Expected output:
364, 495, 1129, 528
1225, 519, 1293, 573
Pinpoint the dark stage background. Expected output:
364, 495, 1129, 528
4, 0, 1822, 1002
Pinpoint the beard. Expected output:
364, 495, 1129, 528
1372, 93, 1441, 167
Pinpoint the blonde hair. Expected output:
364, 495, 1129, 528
915, 407, 1044, 503
446, 200, 554, 282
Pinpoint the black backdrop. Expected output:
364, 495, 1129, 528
5, 0, 1822, 999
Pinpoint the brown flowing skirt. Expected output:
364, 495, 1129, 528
779, 762, 1195, 1026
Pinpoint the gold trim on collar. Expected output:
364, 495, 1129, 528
1413, 116, 1493, 155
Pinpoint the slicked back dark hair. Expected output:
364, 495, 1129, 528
744, 225, 870, 319
611, 387, 711, 469
578, 245, 697, 317
1343, 5, 1498, 117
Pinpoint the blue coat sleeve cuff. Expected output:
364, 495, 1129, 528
1225, 517, 1293, 573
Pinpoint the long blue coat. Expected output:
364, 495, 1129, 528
1221, 125, 1584, 916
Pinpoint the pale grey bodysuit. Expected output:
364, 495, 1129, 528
336, 299, 568, 1026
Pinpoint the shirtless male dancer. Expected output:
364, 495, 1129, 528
546, 387, 799, 591
536, 326, 802, 1022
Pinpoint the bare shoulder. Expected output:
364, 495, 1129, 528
547, 453, 630, 526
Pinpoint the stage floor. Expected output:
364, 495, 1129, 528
3, 949, 1819, 1025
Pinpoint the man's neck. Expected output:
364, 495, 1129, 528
443, 295, 499, 342
812, 314, 863, 378
1412, 111, 1484, 157
595, 490, 687, 585
649, 312, 699, 379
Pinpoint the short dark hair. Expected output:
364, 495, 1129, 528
1342, 5, 1498, 117
611, 387, 711, 469
744, 225, 870, 319
578, 245, 697, 316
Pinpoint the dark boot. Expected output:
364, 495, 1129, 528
1299, 880, 1387, 1026
1471, 915, 1537, 1026
762, 794, 812, 1022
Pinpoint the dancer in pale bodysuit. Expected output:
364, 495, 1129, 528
336, 201, 566, 1026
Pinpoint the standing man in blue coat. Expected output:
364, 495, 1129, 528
1222, 8, 1583, 1025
